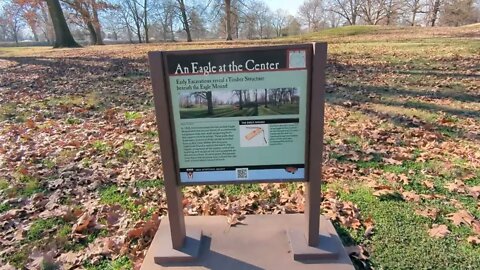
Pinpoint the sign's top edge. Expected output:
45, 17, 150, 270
148, 43, 318, 55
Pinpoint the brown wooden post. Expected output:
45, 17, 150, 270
148, 52, 186, 250
305, 42, 327, 246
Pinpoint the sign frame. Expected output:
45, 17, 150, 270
151, 44, 317, 186
148, 42, 327, 251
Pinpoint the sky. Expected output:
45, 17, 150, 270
263, 0, 302, 16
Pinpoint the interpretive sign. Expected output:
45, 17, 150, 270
141, 43, 353, 270
161, 45, 312, 184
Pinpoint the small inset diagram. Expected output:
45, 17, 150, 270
288, 50, 306, 69
240, 124, 269, 147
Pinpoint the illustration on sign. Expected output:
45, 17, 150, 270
164, 47, 310, 183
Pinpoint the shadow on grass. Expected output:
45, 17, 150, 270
333, 222, 372, 270
326, 82, 479, 141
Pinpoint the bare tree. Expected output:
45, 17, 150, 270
286, 15, 302, 35
384, 0, 400, 25
1, 2, 24, 45
330, 0, 362, 25
189, 9, 207, 39
440, 0, 478, 26
299, 0, 325, 31
404, 0, 427, 26
122, 0, 149, 43
272, 8, 288, 37
150, 0, 175, 41
175, 0, 192, 41
426, 0, 442, 26
360, 0, 389, 24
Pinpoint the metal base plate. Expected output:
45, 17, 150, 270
141, 214, 354, 270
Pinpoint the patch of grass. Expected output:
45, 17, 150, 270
86, 228, 109, 244
0, 178, 9, 190
65, 117, 82, 125
217, 183, 263, 196
14, 175, 43, 197
81, 158, 92, 168
437, 126, 461, 138
145, 130, 158, 138
41, 261, 59, 270
124, 111, 142, 121
99, 185, 140, 213
118, 140, 136, 159
0, 202, 11, 213
85, 256, 132, 270
135, 179, 163, 189
370, 103, 439, 124
345, 135, 362, 148
27, 218, 60, 242
329, 151, 348, 162
42, 159, 56, 169
336, 187, 480, 269
92, 140, 110, 153
9, 248, 29, 269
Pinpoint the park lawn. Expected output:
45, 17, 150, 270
0, 25, 479, 269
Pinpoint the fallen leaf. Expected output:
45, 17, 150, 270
467, 236, 480, 245
428, 224, 450, 238
446, 210, 475, 226
423, 180, 434, 189
402, 191, 421, 202
415, 207, 439, 219
227, 213, 246, 227
72, 212, 94, 233
363, 217, 375, 238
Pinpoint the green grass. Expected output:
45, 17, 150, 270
217, 183, 263, 196
336, 187, 480, 269
0, 202, 11, 213
8, 175, 43, 197
27, 218, 60, 242
9, 248, 29, 269
124, 111, 142, 121
135, 179, 164, 189
0, 178, 9, 190
92, 140, 110, 153
118, 140, 136, 159
99, 185, 140, 214
85, 256, 132, 270
65, 117, 82, 125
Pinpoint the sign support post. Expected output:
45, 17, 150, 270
306, 43, 327, 247
149, 52, 202, 260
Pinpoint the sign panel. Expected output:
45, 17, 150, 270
161, 45, 312, 184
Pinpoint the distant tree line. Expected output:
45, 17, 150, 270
0, 0, 479, 47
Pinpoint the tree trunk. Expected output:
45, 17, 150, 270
86, 21, 97, 45
206, 91, 213, 115
178, 0, 192, 42
225, 0, 232, 40
46, 0, 80, 48
144, 0, 149, 43
430, 0, 441, 26
91, 0, 104, 45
